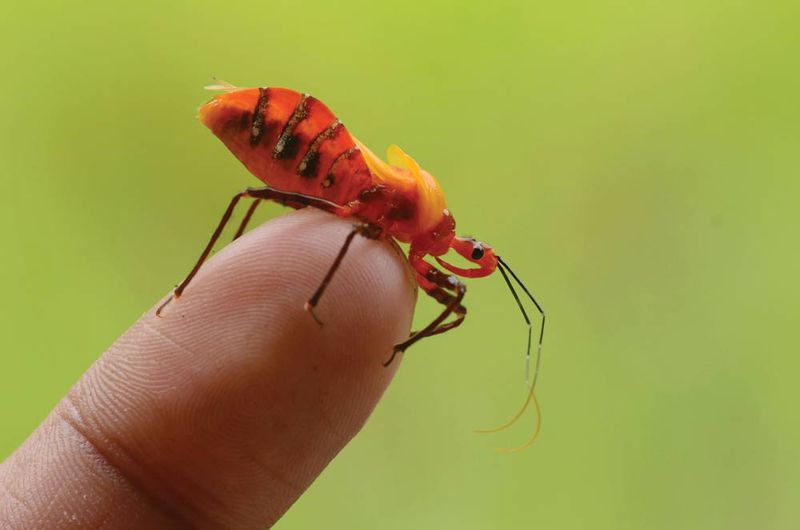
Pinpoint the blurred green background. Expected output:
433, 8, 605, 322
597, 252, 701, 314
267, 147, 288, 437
1, 0, 798, 528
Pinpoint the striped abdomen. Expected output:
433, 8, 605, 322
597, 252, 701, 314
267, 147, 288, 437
199, 87, 374, 206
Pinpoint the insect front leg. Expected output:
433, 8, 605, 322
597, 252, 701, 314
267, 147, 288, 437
413, 273, 467, 339
157, 186, 344, 316
304, 223, 382, 325
384, 255, 466, 366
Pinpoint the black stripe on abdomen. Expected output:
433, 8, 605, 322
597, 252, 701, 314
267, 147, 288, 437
321, 145, 358, 188
273, 94, 309, 159
249, 87, 269, 146
297, 119, 342, 178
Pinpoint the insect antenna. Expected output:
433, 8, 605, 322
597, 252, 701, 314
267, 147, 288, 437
474, 256, 546, 452
498, 256, 545, 389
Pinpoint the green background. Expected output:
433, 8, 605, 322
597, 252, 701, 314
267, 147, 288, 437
1, 1, 798, 528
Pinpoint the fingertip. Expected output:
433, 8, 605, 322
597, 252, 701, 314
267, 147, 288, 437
2, 209, 418, 528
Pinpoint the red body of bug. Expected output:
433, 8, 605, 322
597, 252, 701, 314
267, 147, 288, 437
199, 86, 486, 262
159, 83, 546, 451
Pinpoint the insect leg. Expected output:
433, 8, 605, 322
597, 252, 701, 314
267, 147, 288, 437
157, 190, 250, 315
384, 256, 466, 366
232, 198, 261, 241
157, 186, 345, 316
304, 223, 382, 325
413, 273, 467, 338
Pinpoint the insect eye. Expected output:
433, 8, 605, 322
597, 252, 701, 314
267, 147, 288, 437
471, 246, 485, 260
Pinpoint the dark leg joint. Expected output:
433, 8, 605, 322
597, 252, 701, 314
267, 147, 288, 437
383, 345, 405, 367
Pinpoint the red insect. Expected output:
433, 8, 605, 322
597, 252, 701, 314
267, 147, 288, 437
158, 81, 546, 451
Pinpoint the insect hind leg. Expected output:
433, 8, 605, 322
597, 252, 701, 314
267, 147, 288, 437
231, 198, 262, 241
157, 185, 344, 316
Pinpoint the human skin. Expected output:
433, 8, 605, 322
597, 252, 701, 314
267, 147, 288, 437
0, 208, 416, 528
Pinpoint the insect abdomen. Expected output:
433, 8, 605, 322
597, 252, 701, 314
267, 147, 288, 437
200, 87, 374, 206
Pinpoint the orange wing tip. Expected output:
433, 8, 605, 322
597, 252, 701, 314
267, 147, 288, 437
386, 144, 422, 177
204, 78, 247, 92
355, 139, 402, 186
